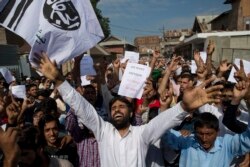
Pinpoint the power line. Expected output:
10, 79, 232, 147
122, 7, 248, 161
110, 24, 160, 33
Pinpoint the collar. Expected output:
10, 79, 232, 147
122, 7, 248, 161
193, 137, 222, 153
113, 124, 133, 138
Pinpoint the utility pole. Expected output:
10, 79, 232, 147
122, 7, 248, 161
159, 25, 166, 57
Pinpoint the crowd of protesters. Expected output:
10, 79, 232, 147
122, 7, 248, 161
0, 41, 250, 167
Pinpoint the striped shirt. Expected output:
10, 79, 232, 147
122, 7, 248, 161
66, 111, 100, 167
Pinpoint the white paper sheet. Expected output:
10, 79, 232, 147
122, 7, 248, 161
121, 51, 139, 63
118, 63, 151, 99
11, 85, 26, 99
80, 75, 91, 86
0, 67, 15, 84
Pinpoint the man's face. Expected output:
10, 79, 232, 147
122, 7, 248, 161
195, 126, 218, 151
83, 87, 97, 105
33, 111, 44, 126
180, 78, 192, 92
44, 120, 59, 146
110, 100, 132, 130
28, 86, 37, 97
222, 88, 233, 102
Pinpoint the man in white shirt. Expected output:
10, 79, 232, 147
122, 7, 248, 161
35, 52, 223, 167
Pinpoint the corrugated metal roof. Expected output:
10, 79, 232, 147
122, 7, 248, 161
90, 45, 110, 55
100, 35, 135, 46
196, 15, 219, 32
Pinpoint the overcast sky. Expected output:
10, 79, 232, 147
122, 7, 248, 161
98, 0, 231, 43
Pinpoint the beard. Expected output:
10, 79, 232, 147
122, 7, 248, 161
110, 113, 130, 130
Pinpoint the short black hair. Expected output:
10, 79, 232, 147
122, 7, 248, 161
26, 83, 37, 91
18, 125, 41, 150
38, 114, 60, 131
109, 96, 134, 113
180, 72, 194, 81
34, 97, 57, 115
37, 89, 51, 98
194, 113, 219, 131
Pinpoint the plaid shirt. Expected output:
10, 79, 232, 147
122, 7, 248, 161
66, 110, 100, 167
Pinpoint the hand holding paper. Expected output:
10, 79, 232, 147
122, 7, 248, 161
11, 85, 26, 99
0, 67, 15, 84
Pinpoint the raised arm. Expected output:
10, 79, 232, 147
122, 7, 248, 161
158, 56, 180, 94
35, 52, 106, 140
0, 127, 20, 167
149, 50, 160, 75
142, 77, 223, 144
206, 40, 215, 77
223, 80, 249, 133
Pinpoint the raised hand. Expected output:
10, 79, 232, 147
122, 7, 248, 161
6, 102, 20, 125
60, 135, 73, 149
196, 58, 207, 80
112, 58, 120, 69
206, 40, 215, 55
232, 80, 249, 105
219, 59, 232, 73
233, 59, 247, 82
33, 52, 65, 86
160, 83, 174, 111
181, 77, 223, 111
168, 56, 182, 72
152, 50, 160, 59
0, 127, 21, 167
193, 50, 200, 62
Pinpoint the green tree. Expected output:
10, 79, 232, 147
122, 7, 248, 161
91, 0, 111, 38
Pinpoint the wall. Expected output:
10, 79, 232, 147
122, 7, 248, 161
206, 35, 250, 64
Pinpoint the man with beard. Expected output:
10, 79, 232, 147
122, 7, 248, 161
65, 84, 106, 167
35, 52, 223, 167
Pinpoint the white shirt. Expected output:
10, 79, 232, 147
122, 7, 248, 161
57, 81, 188, 167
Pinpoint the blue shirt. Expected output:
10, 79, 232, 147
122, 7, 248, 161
163, 124, 250, 167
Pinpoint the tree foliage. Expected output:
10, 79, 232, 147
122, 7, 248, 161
90, 0, 111, 38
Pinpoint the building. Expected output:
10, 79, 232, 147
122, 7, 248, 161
192, 15, 219, 33
0, 27, 23, 79
210, 0, 250, 31
162, 29, 192, 58
224, 0, 250, 30
176, 0, 250, 61
100, 35, 136, 56
175, 31, 250, 63
134, 35, 161, 57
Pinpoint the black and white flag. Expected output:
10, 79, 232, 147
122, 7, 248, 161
0, 0, 104, 66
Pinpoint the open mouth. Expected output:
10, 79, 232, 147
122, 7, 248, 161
49, 137, 56, 142
114, 113, 123, 120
